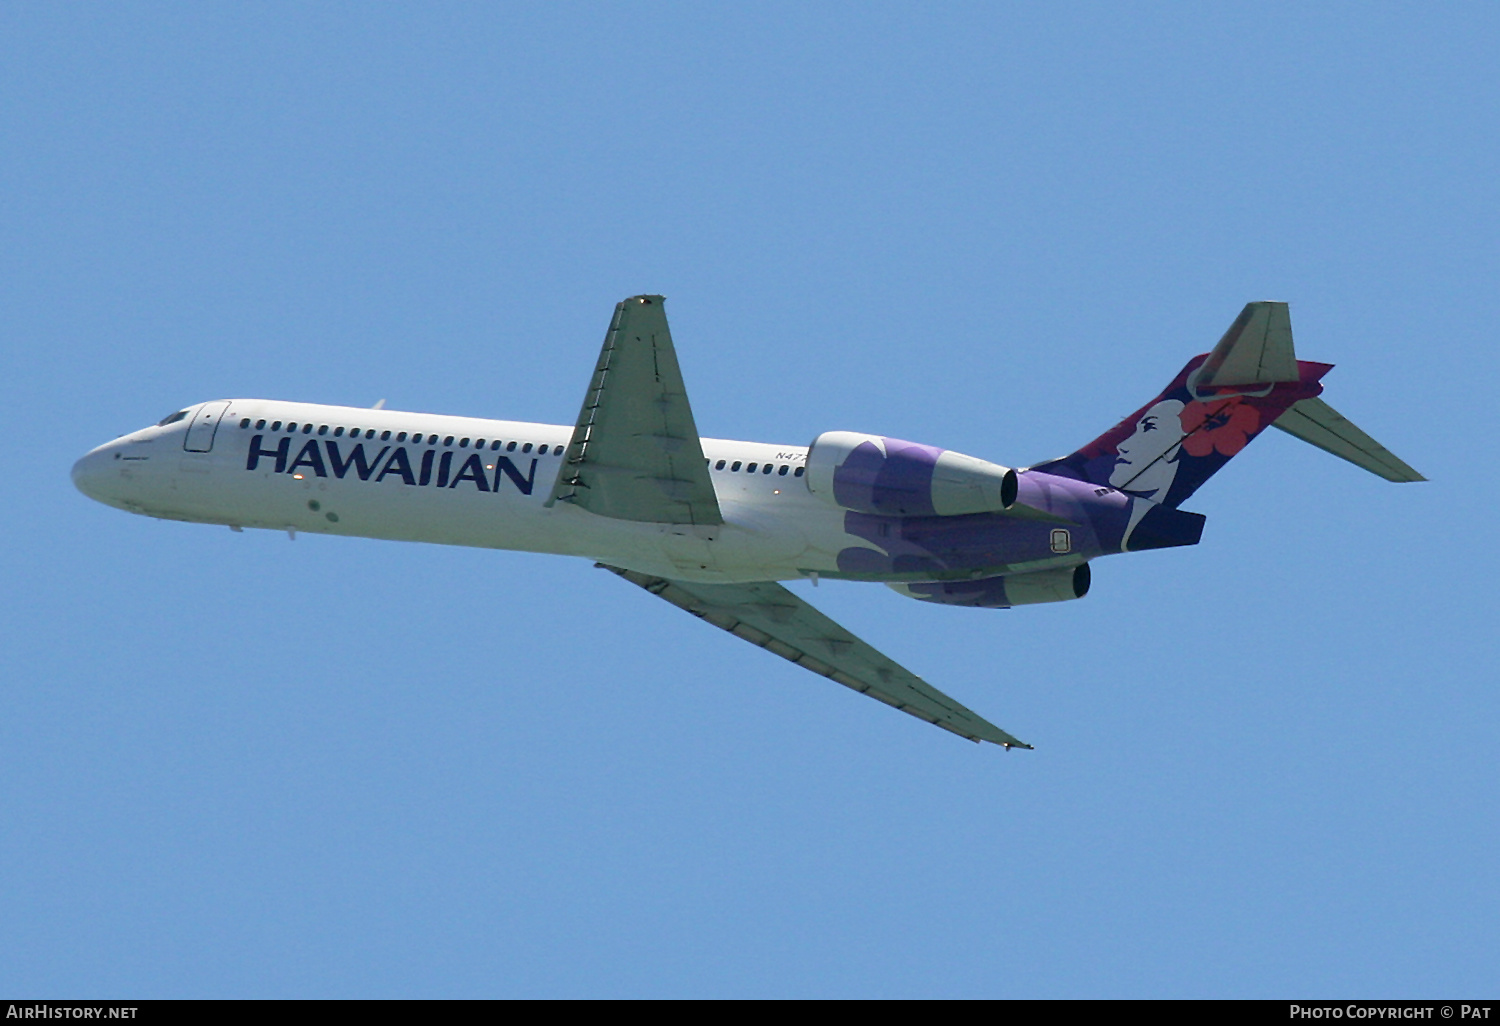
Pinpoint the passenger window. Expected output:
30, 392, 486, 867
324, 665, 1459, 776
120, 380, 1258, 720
731, 461, 742, 472
778, 465, 788, 476
239, 418, 250, 429
794, 467, 805, 477
459, 438, 470, 448
365, 429, 375, 439
490, 441, 501, 451
507, 441, 517, 451
287, 422, 298, 432
762, 464, 772, 474
746, 462, 757, 473
396, 431, 407, 442
522, 443, 533, 453
443, 436, 454, 446
255, 419, 266, 430
381, 430, 391, 441
317, 425, 328, 435
270, 421, 282, 431
303, 424, 313, 433
334, 427, 344, 437
715, 460, 726, 470
475, 439, 485, 448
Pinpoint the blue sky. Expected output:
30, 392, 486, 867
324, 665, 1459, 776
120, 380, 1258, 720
3, 3, 1496, 997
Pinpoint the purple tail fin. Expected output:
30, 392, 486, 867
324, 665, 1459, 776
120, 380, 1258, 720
1031, 352, 1331, 509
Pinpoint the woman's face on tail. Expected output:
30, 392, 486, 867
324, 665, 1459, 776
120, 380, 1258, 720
1110, 399, 1185, 497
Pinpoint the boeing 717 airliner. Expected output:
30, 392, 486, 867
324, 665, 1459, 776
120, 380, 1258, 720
72, 297, 1423, 748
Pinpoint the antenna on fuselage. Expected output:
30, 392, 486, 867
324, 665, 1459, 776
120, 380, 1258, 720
371, 399, 386, 410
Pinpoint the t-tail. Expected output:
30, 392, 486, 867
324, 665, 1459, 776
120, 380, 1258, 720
1031, 302, 1424, 549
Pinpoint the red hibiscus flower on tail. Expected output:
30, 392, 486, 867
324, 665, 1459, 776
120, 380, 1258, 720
1179, 398, 1261, 457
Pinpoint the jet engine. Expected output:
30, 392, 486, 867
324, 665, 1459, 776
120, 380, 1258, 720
805, 431, 1018, 517
887, 564, 1091, 608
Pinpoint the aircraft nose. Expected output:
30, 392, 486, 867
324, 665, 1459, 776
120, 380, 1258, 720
71, 447, 117, 503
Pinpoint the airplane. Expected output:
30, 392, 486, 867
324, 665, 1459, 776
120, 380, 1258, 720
72, 297, 1423, 750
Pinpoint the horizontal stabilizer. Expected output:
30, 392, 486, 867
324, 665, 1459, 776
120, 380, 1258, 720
1198, 301, 1301, 387
601, 564, 1030, 748
1272, 397, 1425, 482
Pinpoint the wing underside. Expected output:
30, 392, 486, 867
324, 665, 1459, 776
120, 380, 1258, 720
547, 296, 723, 525
601, 564, 1031, 748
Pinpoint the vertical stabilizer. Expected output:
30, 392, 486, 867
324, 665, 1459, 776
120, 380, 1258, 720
1029, 302, 1331, 508
1030, 302, 1424, 505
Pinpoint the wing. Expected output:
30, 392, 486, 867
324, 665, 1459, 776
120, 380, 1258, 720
1272, 396, 1426, 482
547, 296, 723, 525
601, 564, 1031, 749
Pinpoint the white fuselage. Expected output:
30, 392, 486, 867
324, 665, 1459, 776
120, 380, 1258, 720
72, 399, 861, 583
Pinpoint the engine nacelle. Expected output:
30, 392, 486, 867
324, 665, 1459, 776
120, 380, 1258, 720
887, 564, 1091, 608
805, 431, 1018, 517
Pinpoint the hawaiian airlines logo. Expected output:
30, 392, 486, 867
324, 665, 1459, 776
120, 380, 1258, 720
245, 436, 538, 494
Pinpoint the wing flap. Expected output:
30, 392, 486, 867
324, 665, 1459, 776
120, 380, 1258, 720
1272, 396, 1426, 482
548, 296, 723, 525
601, 564, 1031, 748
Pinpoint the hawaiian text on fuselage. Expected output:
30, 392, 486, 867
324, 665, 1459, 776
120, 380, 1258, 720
246, 436, 539, 494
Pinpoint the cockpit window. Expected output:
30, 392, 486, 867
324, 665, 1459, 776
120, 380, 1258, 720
157, 410, 190, 426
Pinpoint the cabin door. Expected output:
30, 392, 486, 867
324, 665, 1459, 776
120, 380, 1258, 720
183, 402, 231, 452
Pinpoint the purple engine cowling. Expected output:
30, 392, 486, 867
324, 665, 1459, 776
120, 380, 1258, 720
887, 564, 1091, 608
805, 431, 1019, 517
